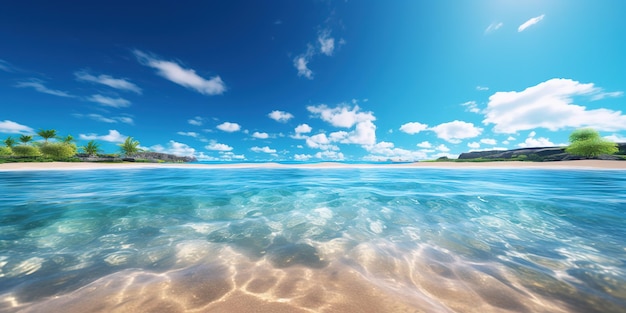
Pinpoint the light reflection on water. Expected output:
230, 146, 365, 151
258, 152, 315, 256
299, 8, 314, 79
0, 168, 625, 312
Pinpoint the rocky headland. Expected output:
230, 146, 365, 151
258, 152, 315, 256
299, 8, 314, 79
458, 143, 626, 161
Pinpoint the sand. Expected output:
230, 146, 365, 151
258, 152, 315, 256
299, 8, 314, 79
0, 160, 625, 171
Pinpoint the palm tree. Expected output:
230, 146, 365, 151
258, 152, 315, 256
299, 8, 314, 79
4, 136, 16, 148
37, 129, 57, 143
19, 135, 33, 145
62, 134, 75, 144
81, 140, 101, 157
119, 137, 141, 156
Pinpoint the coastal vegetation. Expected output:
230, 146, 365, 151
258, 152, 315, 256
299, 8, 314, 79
1, 128, 194, 163
565, 128, 618, 157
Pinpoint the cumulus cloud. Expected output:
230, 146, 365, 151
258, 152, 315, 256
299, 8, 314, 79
15, 79, 74, 98
307, 104, 375, 128
517, 131, 555, 148
294, 45, 315, 79
306, 133, 338, 151
75, 71, 142, 94
87, 94, 131, 108
150, 141, 197, 157
430, 120, 483, 143
252, 132, 269, 139
485, 22, 503, 34
314, 150, 344, 160
294, 154, 312, 161
251, 146, 277, 154
416, 141, 432, 149
467, 142, 480, 149
318, 30, 335, 56
483, 78, 626, 133
399, 122, 428, 134
364, 141, 428, 162
268, 110, 294, 123
134, 50, 225, 95
219, 151, 246, 160
79, 130, 127, 143
518, 14, 545, 32
480, 138, 497, 145
0, 120, 34, 134
436, 144, 450, 152
604, 134, 626, 142
295, 124, 312, 134
188, 116, 204, 126
216, 122, 241, 132
205, 141, 233, 151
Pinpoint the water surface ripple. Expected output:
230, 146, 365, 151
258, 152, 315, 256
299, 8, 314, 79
0, 168, 625, 312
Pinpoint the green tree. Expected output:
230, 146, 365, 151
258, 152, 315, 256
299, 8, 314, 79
19, 135, 33, 144
4, 136, 16, 148
0, 146, 11, 156
12, 145, 41, 157
37, 129, 57, 143
40, 142, 77, 160
119, 137, 141, 156
81, 140, 101, 157
565, 128, 618, 157
62, 134, 75, 144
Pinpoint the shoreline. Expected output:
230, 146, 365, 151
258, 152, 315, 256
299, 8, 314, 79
0, 160, 625, 171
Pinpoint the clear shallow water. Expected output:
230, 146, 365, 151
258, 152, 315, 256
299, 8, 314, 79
0, 168, 625, 313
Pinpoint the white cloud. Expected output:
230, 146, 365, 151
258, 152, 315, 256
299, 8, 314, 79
507, 136, 516, 141
306, 133, 338, 150
188, 116, 204, 126
252, 132, 269, 139
307, 104, 375, 128
150, 141, 196, 157
328, 120, 377, 146
314, 151, 344, 160
518, 14, 545, 32
251, 146, 276, 154
268, 110, 294, 123
430, 120, 483, 143
220, 151, 246, 160
177, 131, 199, 138
483, 78, 626, 133
0, 59, 12, 72
364, 141, 428, 162
416, 141, 432, 149
480, 138, 497, 145
485, 22, 503, 34
294, 45, 315, 80
79, 130, 127, 143
0, 120, 34, 134
476, 86, 489, 91
87, 94, 131, 108
205, 141, 233, 151
134, 50, 225, 95
295, 124, 312, 134
436, 144, 450, 152
467, 142, 480, 149
399, 122, 428, 134
591, 91, 624, 101
216, 122, 241, 132
15, 79, 74, 97
294, 154, 312, 161
461, 101, 481, 113
318, 30, 335, 56
74, 113, 134, 125
604, 134, 626, 142
75, 71, 141, 94
518, 137, 554, 148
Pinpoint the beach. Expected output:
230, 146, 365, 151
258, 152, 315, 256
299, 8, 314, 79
0, 160, 625, 171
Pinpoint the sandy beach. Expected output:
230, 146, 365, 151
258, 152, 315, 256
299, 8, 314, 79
0, 160, 625, 171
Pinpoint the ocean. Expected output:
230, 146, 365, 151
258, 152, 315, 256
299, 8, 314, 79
0, 168, 625, 312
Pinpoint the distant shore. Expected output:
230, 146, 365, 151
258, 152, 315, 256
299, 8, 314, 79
0, 160, 625, 171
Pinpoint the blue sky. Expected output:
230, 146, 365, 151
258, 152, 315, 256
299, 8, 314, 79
1, 0, 625, 162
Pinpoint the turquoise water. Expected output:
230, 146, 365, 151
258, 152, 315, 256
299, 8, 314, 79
0, 168, 625, 312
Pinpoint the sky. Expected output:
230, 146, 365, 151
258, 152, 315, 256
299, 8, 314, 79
1, 0, 625, 162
